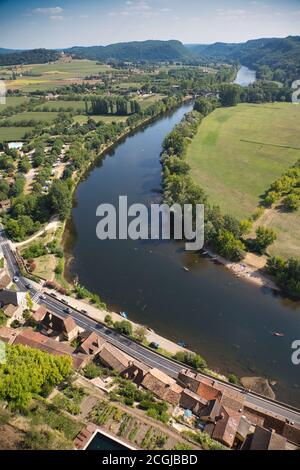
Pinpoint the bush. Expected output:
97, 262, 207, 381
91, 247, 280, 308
104, 314, 113, 326
174, 351, 207, 371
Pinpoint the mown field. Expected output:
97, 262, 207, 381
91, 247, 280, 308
34, 100, 87, 111
187, 103, 300, 220
0, 111, 58, 123
0, 96, 29, 108
0, 127, 33, 142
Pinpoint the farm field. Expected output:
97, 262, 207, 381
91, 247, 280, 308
138, 93, 166, 110
0, 111, 58, 123
186, 103, 300, 220
2, 59, 113, 92
0, 126, 33, 142
0, 96, 29, 108
34, 100, 87, 111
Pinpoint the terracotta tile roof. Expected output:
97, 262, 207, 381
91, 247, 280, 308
0, 326, 20, 344
249, 426, 287, 450
99, 343, 132, 372
212, 406, 241, 448
32, 306, 47, 322
80, 332, 106, 355
141, 368, 182, 403
42, 311, 77, 335
13, 328, 75, 356
3, 303, 19, 318
0, 274, 11, 289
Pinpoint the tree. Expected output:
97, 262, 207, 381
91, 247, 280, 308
194, 98, 213, 116
214, 230, 245, 261
47, 180, 72, 221
174, 351, 207, 371
114, 320, 133, 337
255, 226, 277, 254
0, 309, 7, 327
220, 84, 241, 107
135, 326, 147, 343
283, 194, 300, 212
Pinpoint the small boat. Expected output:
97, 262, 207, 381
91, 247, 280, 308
178, 340, 186, 348
120, 311, 128, 319
182, 267, 189, 272
272, 332, 285, 337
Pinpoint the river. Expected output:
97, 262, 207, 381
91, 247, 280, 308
234, 66, 256, 86
64, 103, 300, 407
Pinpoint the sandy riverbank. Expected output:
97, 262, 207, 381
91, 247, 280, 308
205, 248, 279, 291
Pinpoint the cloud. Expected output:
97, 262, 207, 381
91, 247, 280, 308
216, 8, 249, 20
110, 0, 155, 18
32, 7, 64, 15
49, 15, 64, 21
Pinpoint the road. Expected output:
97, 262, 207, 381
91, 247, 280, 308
1, 228, 300, 426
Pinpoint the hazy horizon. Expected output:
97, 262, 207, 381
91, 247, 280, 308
0, 0, 300, 49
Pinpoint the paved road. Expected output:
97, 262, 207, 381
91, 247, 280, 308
1, 228, 300, 426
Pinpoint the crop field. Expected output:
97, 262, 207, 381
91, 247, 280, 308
0, 127, 33, 142
2, 59, 113, 92
0, 111, 58, 123
187, 103, 300, 220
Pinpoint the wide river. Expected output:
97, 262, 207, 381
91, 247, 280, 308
234, 65, 256, 86
65, 102, 300, 407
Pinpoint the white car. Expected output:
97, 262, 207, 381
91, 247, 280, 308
40, 294, 46, 300
13, 276, 19, 283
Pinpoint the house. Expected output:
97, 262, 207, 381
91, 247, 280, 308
198, 399, 222, 423
0, 200, 11, 213
31, 305, 48, 323
179, 388, 207, 416
42, 311, 79, 341
236, 416, 252, 443
141, 368, 183, 405
211, 406, 241, 448
0, 326, 20, 344
121, 360, 151, 385
12, 328, 87, 369
79, 332, 106, 356
0, 273, 11, 289
98, 343, 133, 372
243, 426, 287, 450
0, 289, 27, 326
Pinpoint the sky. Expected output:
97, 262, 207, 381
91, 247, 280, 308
0, 0, 300, 49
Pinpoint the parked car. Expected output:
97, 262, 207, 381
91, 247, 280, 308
149, 342, 160, 350
81, 309, 87, 314
25, 282, 31, 289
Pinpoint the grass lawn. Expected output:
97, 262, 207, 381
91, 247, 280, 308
73, 114, 128, 124
0, 126, 33, 142
186, 103, 300, 220
255, 205, 300, 259
1, 111, 58, 123
32, 254, 57, 280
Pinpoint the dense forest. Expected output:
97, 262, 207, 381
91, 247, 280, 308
188, 36, 300, 83
0, 48, 60, 66
67, 40, 195, 63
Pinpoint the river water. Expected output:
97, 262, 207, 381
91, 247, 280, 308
234, 66, 256, 86
65, 102, 300, 407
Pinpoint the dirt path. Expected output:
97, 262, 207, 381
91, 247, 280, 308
14, 219, 61, 248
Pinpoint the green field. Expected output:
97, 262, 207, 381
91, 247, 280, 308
73, 114, 128, 124
0, 127, 33, 142
0, 111, 58, 123
34, 100, 87, 111
0, 96, 29, 109
187, 103, 300, 220
138, 93, 166, 110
